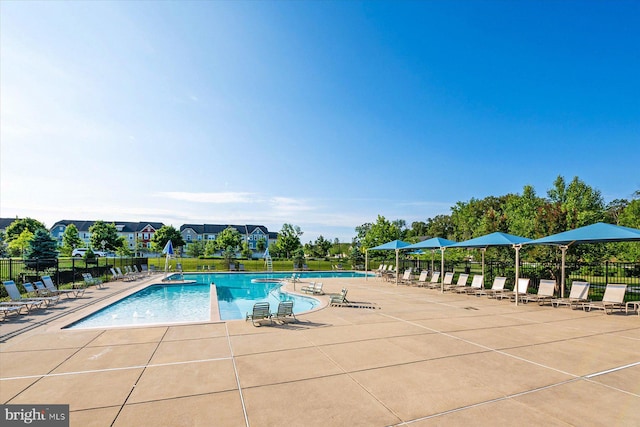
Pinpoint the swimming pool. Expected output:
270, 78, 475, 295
66, 271, 368, 329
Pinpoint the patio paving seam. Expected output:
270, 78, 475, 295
0, 327, 111, 402
224, 322, 250, 427
378, 312, 582, 379
109, 326, 170, 426
300, 334, 406, 425
392, 376, 585, 426
0, 356, 235, 381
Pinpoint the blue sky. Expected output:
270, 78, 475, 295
1, 1, 638, 244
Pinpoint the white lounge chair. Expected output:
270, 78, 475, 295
497, 278, 530, 301
2, 281, 46, 313
425, 271, 441, 289
478, 276, 507, 298
582, 284, 627, 314
411, 270, 429, 286
21, 282, 60, 306
521, 279, 556, 305
272, 301, 296, 323
454, 275, 484, 294
400, 269, 413, 285
246, 302, 271, 326
83, 273, 104, 288
552, 281, 590, 309
443, 273, 466, 291
0, 303, 26, 319
41, 275, 85, 298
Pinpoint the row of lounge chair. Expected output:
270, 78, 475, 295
245, 301, 297, 326
110, 266, 147, 282
300, 282, 324, 295
1, 276, 93, 320
397, 270, 634, 315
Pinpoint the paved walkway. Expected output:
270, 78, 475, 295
1, 275, 639, 426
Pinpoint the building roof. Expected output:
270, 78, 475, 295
50, 220, 164, 233
180, 224, 273, 237
0, 218, 19, 232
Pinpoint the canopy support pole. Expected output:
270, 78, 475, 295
514, 244, 522, 306
560, 245, 568, 298
431, 250, 435, 276
481, 248, 486, 282
395, 249, 399, 285
441, 248, 446, 293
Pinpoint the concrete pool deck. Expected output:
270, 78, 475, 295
1, 274, 639, 426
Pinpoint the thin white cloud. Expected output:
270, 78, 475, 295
156, 191, 256, 204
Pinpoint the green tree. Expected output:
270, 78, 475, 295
25, 229, 58, 268
186, 241, 206, 258
313, 235, 332, 258
8, 229, 34, 258
0, 231, 8, 258
204, 240, 217, 257
504, 186, 544, 238
425, 214, 454, 239
360, 215, 400, 250
406, 221, 429, 240
292, 247, 305, 268
605, 199, 629, 225
89, 221, 121, 251
613, 197, 640, 261
60, 224, 83, 256
215, 227, 242, 253
256, 238, 267, 254
150, 225, 185, 253
116, 240, 132, 257
222, 246, 236, 267
450, 198, 486, 241
547, 175, 604, 229
240, 241, 253, 259
348, 243, 365, 269
5, 218, 47, 243
275, 224, 303, 258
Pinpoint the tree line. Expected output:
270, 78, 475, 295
355, 175, 640, 264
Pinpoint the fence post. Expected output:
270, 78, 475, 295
605, 260, 609, 286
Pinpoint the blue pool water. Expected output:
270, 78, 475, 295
67, 271, 368, 329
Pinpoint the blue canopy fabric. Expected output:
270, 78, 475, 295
448, 232, 531, 248
404, 237, 457, 250
524, 222, 640, 300
447, 232, 530, 305
402, 238, 457, 292
367, 240, 410, 285
369, 240, 411, 250
525, 222, 640, 246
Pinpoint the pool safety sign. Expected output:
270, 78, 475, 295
2, 405, 69, 426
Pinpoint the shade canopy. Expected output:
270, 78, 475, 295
524, 222, 640, 299
525, 222, 640, 246
448, 232, 531, 248
369, 239, 411, 250
367, 240, 410, 285
448, 232, 531, 305
404, 237, 457, 250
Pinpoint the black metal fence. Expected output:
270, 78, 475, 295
0, 257, 148, 298
392, 258, 640, 301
